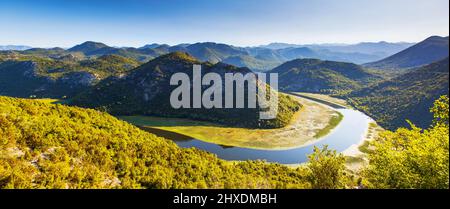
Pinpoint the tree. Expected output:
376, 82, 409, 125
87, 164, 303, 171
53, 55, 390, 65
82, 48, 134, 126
362, 95, 449, 189
0, 96, 311, 189
307, 145, 346, 189
431, 95, 449, 127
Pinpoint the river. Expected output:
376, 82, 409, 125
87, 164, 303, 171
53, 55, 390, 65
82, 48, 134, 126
141, 95, 372, 164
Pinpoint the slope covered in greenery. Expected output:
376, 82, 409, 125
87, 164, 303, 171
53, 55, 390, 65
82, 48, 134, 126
365, 36, 449, 70
0, 96, 313, 189
3, 40, 400, 72
0, 54, 140, 98
260, 41, 414, 57
269, 58, 381, 95
185, 42, 248, 63
349, 57, 449, 130
78, 55, 141, 76
362, 96, 449, 189
68, 41, 166, 62
1, 95, 447, 189
222, 55, 281, 72
71, 52, 301, 129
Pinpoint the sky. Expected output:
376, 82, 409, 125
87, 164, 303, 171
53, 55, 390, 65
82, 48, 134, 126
0, 0, 449, 47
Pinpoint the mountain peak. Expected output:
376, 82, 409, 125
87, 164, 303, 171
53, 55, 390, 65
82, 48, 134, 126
68, 41, 110, 53
365, 35, 449, 69
269, 58, 379, 94
424, 35, 448, 41
75, 41, 108, 47
139, 43, 170, 49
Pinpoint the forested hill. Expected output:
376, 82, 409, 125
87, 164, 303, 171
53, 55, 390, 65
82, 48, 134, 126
1, 95, 448, 189
0, 96, 311, 189
268, 58, 381, 95
70, 52, 301, 129
349, 57, 449, 130
365, 36, 449, 70
0, 54, 140, 98
3, 40, 413, 72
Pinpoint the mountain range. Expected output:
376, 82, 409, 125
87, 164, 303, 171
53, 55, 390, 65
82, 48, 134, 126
1, 35, 448, 130
269, 59, 382, 95
0, 95, 309, 189
0, 54, 140, 98
70, 52, 301, 129
365, 36, 449, 70
1, 40, 415, 72
260, 42, 415, 56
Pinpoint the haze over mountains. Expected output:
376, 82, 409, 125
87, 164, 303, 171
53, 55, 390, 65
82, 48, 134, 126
271, 36, 449, 95
365, 36, 449, 70
260, 41, 415, 56
1, 40, 415, 72
258, 36, 449, 129
0, 45, 32, 51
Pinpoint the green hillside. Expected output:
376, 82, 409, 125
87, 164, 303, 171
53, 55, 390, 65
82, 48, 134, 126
68, 41, 164, 62
0, 54, 140, 98
269, 59, 381, 95
365, 36, 449, 70
0, 96, 313, 189
222, 55, 280, 72
79, 54, 141, 76
1, 95, 447, 189
70, 52, 301, 129
362, 96, 449, 189
349, 57, 449, 130
185, 42, 248, 63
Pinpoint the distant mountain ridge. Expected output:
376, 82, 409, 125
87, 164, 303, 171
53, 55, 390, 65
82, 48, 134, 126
139, 43, 170, 49
259, 41, 415, 57
2, 39, 418, 72
2, 37, 448, 132
68, 41, 111, 55
0, 45, 32, 51
365, 36, 449, 70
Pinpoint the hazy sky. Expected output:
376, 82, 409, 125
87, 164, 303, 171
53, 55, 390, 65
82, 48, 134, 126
1, 0, 448, 47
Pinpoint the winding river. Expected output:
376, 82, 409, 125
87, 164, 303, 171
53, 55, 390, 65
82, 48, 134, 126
142, 96, 373, 164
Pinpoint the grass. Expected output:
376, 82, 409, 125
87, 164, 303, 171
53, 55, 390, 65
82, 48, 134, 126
343, 121, 383, 171
120, 115, 295, 150
314, 112, 343, 138
32, 98, 61, 104
358, 122, 383, 154
358, 140, 372, 154
120, 95, 344, 150
33, 98, 72, 105
291, 92, 351, 108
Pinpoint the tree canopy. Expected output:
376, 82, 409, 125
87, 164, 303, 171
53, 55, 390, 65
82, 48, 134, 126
362, 95, 449, 189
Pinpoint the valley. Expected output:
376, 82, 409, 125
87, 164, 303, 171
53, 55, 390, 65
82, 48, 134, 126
119, 94, 344, 150
0, 35, 448, 189
119, 93, 376, 165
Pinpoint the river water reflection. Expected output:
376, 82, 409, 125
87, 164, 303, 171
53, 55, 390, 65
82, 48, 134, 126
141, 108, 371, 164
